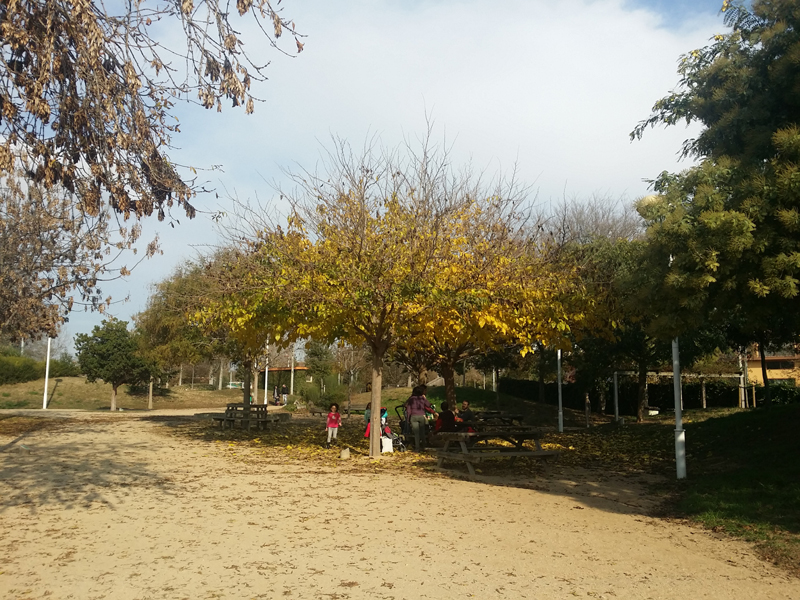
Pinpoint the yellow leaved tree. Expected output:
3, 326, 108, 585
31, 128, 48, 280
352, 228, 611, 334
208, 134, 591, 455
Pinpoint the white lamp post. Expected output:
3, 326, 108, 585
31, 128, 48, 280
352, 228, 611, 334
42, 337, 51, 410
672, 338, 687, 479
557, 349, 564, 433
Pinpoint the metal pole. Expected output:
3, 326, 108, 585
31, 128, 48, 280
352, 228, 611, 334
264, 345, 270, 404
557, 349, 564, 433
672, 338, 687, 479
290, 347, 295, 396
613, 371, 619, 422
42, 337, 51, 409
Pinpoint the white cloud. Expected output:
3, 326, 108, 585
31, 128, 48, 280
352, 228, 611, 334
64, 0, 722, 341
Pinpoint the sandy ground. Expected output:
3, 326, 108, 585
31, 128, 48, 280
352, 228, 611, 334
0, 410, 798, 600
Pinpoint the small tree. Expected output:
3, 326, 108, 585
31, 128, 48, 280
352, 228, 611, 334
75, 319, 152, 411
304, 340, 334, 393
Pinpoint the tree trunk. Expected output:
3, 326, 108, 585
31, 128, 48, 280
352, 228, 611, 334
701, 378, 707, 409
369, 351, 384, 458
178, 364, 183, 387
148, 377, 154, 410
494, 368, 501, 409
111, 385, 117, 412
218, 359, 224, 391
242, 359, 252, 408
599, 386, 607, 413
253, 366, 259, 404
441, 361, 457, 408
758, 341, 771, 409
636, 362, 647, 423
417, 367, 428, 385
538, 348, 546, 404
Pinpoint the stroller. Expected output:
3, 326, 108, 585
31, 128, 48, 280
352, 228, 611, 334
366, 408, 406, 452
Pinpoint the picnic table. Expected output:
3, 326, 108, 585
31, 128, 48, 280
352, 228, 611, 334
211, 403, 281, 430
468, 411, 525, 425
435, 427, 559, 478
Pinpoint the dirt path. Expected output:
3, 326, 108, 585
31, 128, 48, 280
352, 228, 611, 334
1, 412, 797, 599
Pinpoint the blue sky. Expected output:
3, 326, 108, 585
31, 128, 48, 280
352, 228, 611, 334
629, 0, 725, 25
58, 0, 729, 348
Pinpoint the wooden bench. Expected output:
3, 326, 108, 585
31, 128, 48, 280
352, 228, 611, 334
308, 405, 327, 417
211, 404, 281, 430
345, 403, 369, 416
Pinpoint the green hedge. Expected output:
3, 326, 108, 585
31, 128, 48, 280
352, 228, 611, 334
0, 355, 45, 384
50, 354, 81, 377
0, 353, 81, 385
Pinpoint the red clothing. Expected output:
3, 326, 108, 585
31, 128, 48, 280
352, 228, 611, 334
326, 412, 341, 428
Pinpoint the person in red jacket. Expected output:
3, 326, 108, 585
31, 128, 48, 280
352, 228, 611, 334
325, 403, 342, 448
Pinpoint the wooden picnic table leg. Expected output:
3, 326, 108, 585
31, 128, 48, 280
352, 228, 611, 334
437, 440, 450, 468
458, 440, 476, 478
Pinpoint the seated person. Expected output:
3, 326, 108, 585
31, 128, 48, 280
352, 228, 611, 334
364, 404, 390, 438
364, 402, 372, 425
434, 401, 458, 433
455, 400, 475, 422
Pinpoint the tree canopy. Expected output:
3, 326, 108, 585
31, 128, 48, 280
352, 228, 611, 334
75, 318, 152, 411
197, 135, 590, 455
631, 0, 800, 405
0, 0, 302, 218
0, 0, 303, 341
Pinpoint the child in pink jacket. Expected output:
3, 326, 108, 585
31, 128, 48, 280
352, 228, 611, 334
326, 403, 341, 448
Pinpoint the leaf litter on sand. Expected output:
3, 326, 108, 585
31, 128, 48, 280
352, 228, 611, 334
0, 416, 71, 437
165, 417, 443, 477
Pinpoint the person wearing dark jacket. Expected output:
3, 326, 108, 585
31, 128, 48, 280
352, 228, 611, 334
435, 401, 458, 433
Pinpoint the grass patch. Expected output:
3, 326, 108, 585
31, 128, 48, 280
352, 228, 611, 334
0, 399, 28, 409
674, 404, 800, 574
0, 376, 252, 410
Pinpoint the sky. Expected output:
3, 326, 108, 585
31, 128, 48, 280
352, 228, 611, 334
57, 0, 730, 349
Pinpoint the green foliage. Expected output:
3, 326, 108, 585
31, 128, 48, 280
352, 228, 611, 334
134, 262, 221, 371
299, 385, 321, 408
0, 349, 79, 384
632, 0, 800, 355
304, 340, 334, 386
75, 319, 153, 391
0, 355, 44, 384
50, 352, 81, 377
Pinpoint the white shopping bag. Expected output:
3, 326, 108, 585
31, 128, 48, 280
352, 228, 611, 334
381, 436, 394, 453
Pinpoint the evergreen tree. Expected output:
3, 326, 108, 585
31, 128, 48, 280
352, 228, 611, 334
75, 319, 153, 411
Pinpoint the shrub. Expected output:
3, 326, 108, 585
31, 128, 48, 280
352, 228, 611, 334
300, 385, 321, 407
50, 352, 81, 377
0, 355, 45, 384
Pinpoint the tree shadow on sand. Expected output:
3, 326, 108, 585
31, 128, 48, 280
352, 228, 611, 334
0, 420, 174, 513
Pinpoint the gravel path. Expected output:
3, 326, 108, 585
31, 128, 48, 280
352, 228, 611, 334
0, 411, 797, 599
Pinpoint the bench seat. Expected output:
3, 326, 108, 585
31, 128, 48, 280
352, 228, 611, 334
435, 449, 560, 462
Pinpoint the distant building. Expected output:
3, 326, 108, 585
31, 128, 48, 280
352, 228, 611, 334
746, 345, 800, 386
